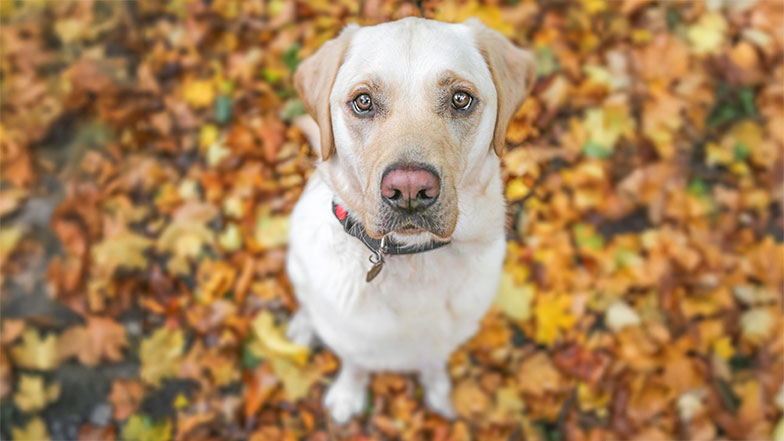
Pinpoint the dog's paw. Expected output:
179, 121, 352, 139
424, 383, 456, 419
286, 309, 315, 347
420, 366, 457, 419
324, 382, 366, 424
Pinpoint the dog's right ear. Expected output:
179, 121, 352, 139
294, 25, 358, 161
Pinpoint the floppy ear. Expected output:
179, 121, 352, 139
466, 19, 536, 156
294, 25, 358, 161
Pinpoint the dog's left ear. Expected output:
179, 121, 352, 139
294, 24, 358, 161
466, 19, 536, 156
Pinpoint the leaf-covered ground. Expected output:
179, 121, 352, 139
1, 1, 783, 440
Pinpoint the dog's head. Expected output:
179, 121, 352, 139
295, 17, 535, 240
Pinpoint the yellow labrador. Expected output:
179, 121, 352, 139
286, 17, 535, 423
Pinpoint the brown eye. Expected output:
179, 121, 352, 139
451, 90, 473, 110
352, 93, 373, 114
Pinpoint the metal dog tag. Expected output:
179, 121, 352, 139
365, 236, 387, 282
366, 261, 384, 282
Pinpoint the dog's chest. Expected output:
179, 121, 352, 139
300, 243, 502, 370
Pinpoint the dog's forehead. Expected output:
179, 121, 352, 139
340, 18, 487, 86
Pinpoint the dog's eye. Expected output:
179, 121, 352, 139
451, 90, 473, 110
352, 93, 373, 114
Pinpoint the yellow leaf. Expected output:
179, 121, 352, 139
140, 328, 184, 386
253, 207, 289, 250
494, 270, 534, 321
10, 329, 59, 371
269, 356, 321, 402
433, 1, 513, 36
218, 223, 243, 251
157, 202, 218, 275
12, 417, 50, 441
183, 78, 215, 109
583, 105, 635, 151
13, 374, 60, 412
205, 139, 231, 167
199, 124, 219, 150
0, 226, 22, 262
712, 336, 735, 360
122, 414, 172, 441
580, 0, 607, 14
687, 12, 727, 55
505, 178, 530, 202
251, 311, 309, 366
196, 260, 236, 304
92, 229, 153, 278
534, 294, 577, 345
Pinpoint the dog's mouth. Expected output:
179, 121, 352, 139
376, 210, 451, 238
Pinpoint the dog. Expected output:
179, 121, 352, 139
286, 17, 535, 423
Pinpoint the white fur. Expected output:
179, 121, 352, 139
286, 18, 506, 423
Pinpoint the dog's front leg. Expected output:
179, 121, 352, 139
324, 361, 369, 423
419, 363, 457, 418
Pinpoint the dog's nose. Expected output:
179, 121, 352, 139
380, 165, 440, 212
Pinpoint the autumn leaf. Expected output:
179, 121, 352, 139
687, 12, 727, 55
91, 228, 153, 278
140, 328, 184, 386
183, 78, 215, 109
250, 310, 309, 366
534, 293, 577, 345
109, 379, 145, 420
252, 206, 289, 251
494, 269, 534, 321
58, 316, 128, 366
9, 329, 60, 371
122, 414, 172, 441
13, 374, 60, 412
11, 417, 50, 441
156, 202, 218, 275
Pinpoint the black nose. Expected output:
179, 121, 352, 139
380, 164, 441, 212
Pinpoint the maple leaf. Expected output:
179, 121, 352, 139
494, 269, 534, 321
109, 379, 145, 420
250, 311, 309, 366
91, 228, 153, 278
11, 416, 50, 441
183, 78, 215, 109
251, 206, 289, 251
9, 329, 60, 371
534, 293, 577, 345
122, 414, 172, 441
156, 202, 218, 275
140, 328, 184, 386
687, 12, 727, 55
58, 316, 128, 366
13, 374, 60, 412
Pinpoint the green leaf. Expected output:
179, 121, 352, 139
214, 95, 233, 125
283, 43, 301, 72
122, 414, 172, 441
583, 141, 611, 159
281, 99, 306, 122
687, 179, 708, 198
733, 142, 749, 161
535, 46, 559, 77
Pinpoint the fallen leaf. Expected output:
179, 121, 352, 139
12, 416, 50, 441
109, 379, 145, 420
58, 316, 128, 366
122, 414, 172, 441
140, 328, 184, 386
13, 374, 60, 412
9, 329, 60, 371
